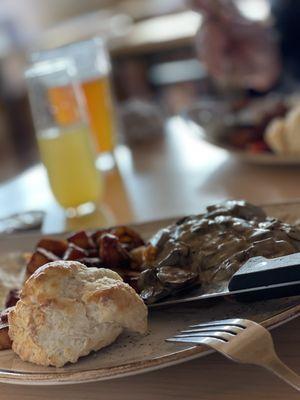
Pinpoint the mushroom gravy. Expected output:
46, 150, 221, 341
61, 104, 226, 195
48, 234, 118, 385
139, 200, 300, 303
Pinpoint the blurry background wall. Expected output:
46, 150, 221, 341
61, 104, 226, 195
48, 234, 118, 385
0, 0, 275, 183
0, 0, 192, 181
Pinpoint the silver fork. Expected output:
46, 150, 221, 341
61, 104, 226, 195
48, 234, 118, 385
166, 318, 300, 392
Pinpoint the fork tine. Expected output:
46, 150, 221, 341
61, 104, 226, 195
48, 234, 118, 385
166, 337, 207, 345
166, 336, 226, 345
173, 331, 235, 342
175, 332, 235, 338
189, 318, 249, 329
181, 325, 244, 335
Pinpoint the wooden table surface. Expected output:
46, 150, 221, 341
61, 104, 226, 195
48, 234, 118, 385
1, 117, 300, 398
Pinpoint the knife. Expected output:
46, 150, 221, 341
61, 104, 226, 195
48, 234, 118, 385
150, 253, 300, 308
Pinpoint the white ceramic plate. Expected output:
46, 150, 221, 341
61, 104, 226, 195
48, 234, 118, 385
200, 135, 300, 165
0, 202, 300, 385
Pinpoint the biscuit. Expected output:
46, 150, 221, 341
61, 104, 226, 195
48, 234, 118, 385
9, 261, 147, 367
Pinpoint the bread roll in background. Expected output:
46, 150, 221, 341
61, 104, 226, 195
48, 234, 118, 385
264, 105, 300, 155
264, 118, 287, 154
284, 106, 300, 154
8, 261, 148, 367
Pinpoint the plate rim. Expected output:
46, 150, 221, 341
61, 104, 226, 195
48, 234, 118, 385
0, 302, 299, 385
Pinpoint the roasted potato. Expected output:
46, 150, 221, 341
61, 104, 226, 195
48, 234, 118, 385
24, 227, 146, 294
67, 231, 94, 249
76, 257, 104, 268
0, 308, 13, 350
5, 289, 20, 308
36, 238, 68, 257
26, 248, 59, 278
63, 244, 88, 261
99, 233, 130, 268
111, 226, 145, 251
129, 246, 147, 270
91, 229, 110, 244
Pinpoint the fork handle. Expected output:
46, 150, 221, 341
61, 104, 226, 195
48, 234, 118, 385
264, 355, 300, 391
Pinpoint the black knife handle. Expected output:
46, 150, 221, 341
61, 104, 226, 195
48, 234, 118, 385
228, 253, 300, 301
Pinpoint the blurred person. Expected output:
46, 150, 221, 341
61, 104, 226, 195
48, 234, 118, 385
192, 0, 282, 92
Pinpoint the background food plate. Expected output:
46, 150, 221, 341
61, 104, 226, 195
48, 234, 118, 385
0, 202, 300, 385
184, 102, 300, 166
197, 133, 300, 165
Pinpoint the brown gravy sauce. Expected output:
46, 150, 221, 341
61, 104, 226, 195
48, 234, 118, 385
139, 200, 300, 303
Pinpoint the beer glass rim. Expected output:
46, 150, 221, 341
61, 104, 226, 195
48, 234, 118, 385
30, 37, 110, 80
25, 57, 77, 80
31, 36, 106, 63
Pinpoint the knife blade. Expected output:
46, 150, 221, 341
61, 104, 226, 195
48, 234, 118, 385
149, 253, 300, 308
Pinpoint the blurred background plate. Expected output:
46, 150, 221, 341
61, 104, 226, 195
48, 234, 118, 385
184, 97, 300, 166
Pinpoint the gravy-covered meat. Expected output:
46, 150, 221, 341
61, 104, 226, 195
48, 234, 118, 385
138, 200, 300, 303
19, 200, 300, 306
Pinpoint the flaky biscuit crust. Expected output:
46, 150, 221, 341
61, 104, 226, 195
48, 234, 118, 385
9, 261, 147, 367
